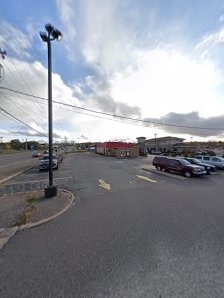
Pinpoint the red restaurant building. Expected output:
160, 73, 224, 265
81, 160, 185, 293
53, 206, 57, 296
96, 142, 139, 158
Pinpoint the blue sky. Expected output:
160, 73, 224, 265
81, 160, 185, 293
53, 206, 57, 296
1, 0, 224, 142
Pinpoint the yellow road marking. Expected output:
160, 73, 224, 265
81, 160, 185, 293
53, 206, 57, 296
136, 175, 157, 183
99, 179, 111, 191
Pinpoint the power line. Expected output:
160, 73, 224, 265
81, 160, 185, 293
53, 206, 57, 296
1, 89, 144, 127
0, 106, 47, 138
1, 60, 46, 122
0, 85, 223, 131
8, 58, 47, 119
5, 91, 211, 136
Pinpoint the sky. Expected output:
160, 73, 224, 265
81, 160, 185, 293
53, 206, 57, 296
1, 0, 224, 143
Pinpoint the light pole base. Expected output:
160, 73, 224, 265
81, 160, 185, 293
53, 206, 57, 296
44, 185, 57, 198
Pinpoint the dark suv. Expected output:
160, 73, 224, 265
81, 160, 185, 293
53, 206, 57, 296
152, 156, 206, 178
183, 157, 216, 174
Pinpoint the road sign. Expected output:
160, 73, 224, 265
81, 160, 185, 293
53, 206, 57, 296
30, 144, 35, 151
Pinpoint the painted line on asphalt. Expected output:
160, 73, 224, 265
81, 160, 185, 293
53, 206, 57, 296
136, 175, 157, 183
0, 165, 37, 185
2, 176, 73, 186
0, 160, 34, 168
20, 170, 73, 177
99, 179, 111, 191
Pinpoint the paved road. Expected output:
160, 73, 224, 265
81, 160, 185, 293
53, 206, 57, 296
1, 153, 224, 297
0, 152, 35, 182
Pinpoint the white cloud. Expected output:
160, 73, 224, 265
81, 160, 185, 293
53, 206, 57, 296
111, 47, 223, 118
79, 0, 140, 74
0, 21, 33, 58
195, 25, 224, 59
56, 0, 77, 61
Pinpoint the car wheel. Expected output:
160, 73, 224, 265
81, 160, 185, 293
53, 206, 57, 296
156, 165, 162, 171
184, 171, 192, 178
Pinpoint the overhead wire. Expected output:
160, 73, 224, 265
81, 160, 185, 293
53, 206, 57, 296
1, 59, 46, 123
0, 86, 223, 132
0, 106, 47, 138
8, 58, 47, 119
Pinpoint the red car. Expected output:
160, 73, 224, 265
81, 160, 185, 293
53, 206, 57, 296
153, 156, 206, 178
32, 152, 42, 158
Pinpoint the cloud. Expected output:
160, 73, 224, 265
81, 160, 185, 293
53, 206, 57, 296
143, 112, 224, 137
195, 24, 224, 59
56, 0, 77, 61
0, 21, 33, 58
72, 75, 142, 118
80, 135, 88, 140
78, 0, 144, 74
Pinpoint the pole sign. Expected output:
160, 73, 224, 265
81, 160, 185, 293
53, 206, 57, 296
30, 144, 35, 151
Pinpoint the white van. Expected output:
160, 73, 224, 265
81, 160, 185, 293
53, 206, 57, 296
195, 156, 224, 169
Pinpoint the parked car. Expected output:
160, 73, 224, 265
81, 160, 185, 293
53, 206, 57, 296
32, 152, 42, 158
182, 157, 216, 174
152, 156, 206, 178
195, 156, 224, 169
39, 154, 58, 171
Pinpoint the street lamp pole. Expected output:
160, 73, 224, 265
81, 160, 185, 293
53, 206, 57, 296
154, 133, 157, 151
47, 33, 53, 189
40, 24, 62, 198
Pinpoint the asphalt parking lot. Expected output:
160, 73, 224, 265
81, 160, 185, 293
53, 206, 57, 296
0, 154, 74, 196
1, 153, 224, 197
2, 153, 224, 298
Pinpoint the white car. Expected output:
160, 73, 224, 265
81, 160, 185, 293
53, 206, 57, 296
39, 154, 58, 171
195, 156, 224, 169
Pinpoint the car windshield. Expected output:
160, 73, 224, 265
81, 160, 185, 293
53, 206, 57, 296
191, 158, 200, 163
41, 155, 56, 160
180, 159, 190, 165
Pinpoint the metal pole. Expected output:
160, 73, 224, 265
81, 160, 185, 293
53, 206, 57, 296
154, 133, 157, 151
47, 37, 53, 187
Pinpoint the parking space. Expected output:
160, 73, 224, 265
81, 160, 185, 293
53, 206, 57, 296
0, 155, 74, 196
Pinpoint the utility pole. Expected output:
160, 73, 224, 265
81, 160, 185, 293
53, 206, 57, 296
0, 136, 3, 152
154, 133, 157, 151
0, 47, 7, 83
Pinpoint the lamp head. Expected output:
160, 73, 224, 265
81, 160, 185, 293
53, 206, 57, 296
39, 31, 48, 42
52, 29, 63, 41
45, 23, 54, 34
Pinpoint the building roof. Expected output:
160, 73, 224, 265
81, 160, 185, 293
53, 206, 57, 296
146, 136, 185, 142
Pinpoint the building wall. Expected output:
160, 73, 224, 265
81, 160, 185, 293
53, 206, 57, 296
145, 138, 184, 152
114, 147, 139, 158
96, 142, 139, 157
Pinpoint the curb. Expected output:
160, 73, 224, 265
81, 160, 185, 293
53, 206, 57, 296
0, 226, 18, 250
0, 165, 36, 185
0, 190, 75, 251
19, 189, 75, 230
142, 167, 187, 180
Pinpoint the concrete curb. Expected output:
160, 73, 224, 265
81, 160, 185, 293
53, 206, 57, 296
19, 189, 75, 230
0, 226, 18, 250
142, 167, 187, 180
0, 190, 75, 251
0, 165, 36, 185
